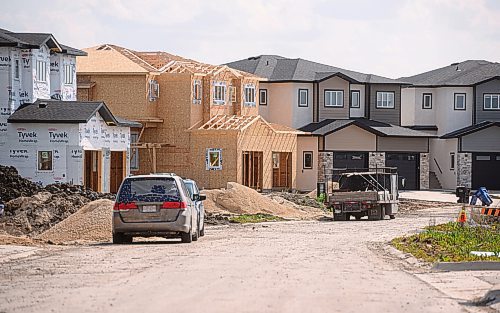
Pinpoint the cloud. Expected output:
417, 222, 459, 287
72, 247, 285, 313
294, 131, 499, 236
1, 0, 499, 78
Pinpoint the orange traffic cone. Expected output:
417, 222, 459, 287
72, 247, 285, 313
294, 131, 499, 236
458, 206, 467, 225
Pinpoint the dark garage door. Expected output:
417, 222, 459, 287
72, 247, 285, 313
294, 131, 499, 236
385, 153, 419, 190
472, 153, 500, 190
333, 152, 368, 169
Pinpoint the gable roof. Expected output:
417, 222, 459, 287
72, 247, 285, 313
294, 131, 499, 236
401, 60, 500, 87
8, 100, 137, 127
441, 121, 500, 139
192, 114, 304, 134
226, 55, 406, 84
80, 44, 260, 78
299, 118, 434, 138
0, 28, 86, 56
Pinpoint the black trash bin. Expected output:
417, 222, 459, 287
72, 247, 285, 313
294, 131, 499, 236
455, 186, 470, 204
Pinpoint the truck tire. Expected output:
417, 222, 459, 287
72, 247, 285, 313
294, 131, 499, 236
333, 213, 347, 221
380, 206, 386, 220
345, 213, 351, 221
389, 214, 395, 219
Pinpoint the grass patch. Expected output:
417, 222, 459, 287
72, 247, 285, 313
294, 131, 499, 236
229, 213, 284, 224
391, 222, 500, 262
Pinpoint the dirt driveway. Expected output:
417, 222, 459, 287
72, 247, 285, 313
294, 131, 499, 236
0, 207, 497, 313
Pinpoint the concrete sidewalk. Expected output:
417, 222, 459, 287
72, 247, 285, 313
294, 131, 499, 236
400, 190, 500, 206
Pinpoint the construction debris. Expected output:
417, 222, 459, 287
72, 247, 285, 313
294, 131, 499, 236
0, 165, 41, 202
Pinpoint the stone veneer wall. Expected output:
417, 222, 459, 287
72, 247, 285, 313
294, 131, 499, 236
369, 152, 385, 169
457, 152, 472, 187
419, 153, 429, 190
318, 152, 333, 183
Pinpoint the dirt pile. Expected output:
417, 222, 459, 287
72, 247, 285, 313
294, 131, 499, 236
0, 165, 41, 202
398, 199, 458, 214
37, 200, 114, 244
204, 182, 325, 219
266, 192, 324, 209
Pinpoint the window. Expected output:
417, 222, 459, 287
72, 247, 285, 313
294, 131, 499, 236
38, 151, 53, 171
193, 80, 202, 104
130, 133, 139, 170
350, 90, 360, 108
148, 80, 159, 101
272, 152, 280, 169
476, 155, 491, 161
64, 64, 73, 85
229, 86, 237, 103
484, 94, 500, 110
298, 89, 308, 107
244, 85, 256, 106
213, 83, 226, 104
259, 89, 267, 106
206, 148, 222, 170
450, 152, 455, 170
454, 93, 466, 110
303, 151, 313, 169
376, 92, 395, 108
422, 93, 432, 109
325, 90, 344, 107
36, 60, 47, 82
14, 59, 19, 79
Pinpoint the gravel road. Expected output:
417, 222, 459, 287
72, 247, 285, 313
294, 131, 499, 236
0, 207, 494, 313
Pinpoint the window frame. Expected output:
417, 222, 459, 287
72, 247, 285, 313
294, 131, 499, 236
213, 83, 226, 105
350, 90, 360, 108
63, 64, 73, 85
206, 148, 222, 170
37, 150, 53, 172
450, 152, 455, 170
303, 151, 313, 169
454, 93, 466, 111
376, 91, 395, 109
192, 80, 202, 104
324, 89, 344, 108
259, 89, 267, 106
244, 85, 256, 106
298, 89, 308, 107
36, 60, 47, 82
130, 133, 140, 171
422, 93, 432, 109
14, 59, 20, 80
483, 94, 500, 110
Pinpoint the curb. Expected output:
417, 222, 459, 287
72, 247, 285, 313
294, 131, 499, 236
432, 261, 500, 272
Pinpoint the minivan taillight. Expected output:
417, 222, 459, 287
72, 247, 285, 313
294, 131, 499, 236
161, 201, 187, 209
113, 202, 138, 211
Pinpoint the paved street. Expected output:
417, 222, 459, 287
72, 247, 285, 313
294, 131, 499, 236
0, 207, 498, 313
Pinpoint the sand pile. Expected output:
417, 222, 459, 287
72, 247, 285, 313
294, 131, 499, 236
204, 182, 325, 219
37, 199, 114, 244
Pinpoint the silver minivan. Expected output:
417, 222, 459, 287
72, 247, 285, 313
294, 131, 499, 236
112, 174, 199, 244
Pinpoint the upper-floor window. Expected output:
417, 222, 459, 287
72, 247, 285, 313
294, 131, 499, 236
454, 93, 466, 110
422, 93, 432, 109
244, 85, 256, 106
229, 86, 237, 103
484, 94, 500, 110
193, 80, 202, 104
36, 60, 47, 82
350, 90, 360, 108
259, 89, 267, 106
148, 80, 159, 101
64, 64, 73, 85
14, 59, 19, 80
213, 83, 226, 105
298, 89, 308, 107
325, 90, 344, 107
376, 92, 395, 108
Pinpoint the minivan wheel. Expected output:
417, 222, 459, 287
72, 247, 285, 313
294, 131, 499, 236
200, 222, 205, 237
181, 231, 192, 243
192, 221, 200, 242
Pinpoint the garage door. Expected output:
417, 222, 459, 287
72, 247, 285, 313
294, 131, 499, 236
472, 153, 500, 190
385, 153, 419, 190
333, 152, 368, 169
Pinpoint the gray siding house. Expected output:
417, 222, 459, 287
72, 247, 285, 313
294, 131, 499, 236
401, 60, 500, 190
227, 55, 434, 190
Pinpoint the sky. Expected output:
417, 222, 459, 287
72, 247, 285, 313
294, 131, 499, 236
2, 0, 500, 79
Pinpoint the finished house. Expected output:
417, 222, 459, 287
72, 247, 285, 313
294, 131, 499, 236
77, 45, 303, 191
227, 55, 434, 191
0, 28, 137, 192
401, 60, 500, 190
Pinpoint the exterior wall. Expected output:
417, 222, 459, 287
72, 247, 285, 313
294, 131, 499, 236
475, 78, 500, 123
429, 138, 458, 190
369, 152, 385, 168
461, 126, 500, 152
318, 76, 350, 120
324, 125, 376, 151
296, 135, 318, 191
435, 87, 473, 136
317, 151, 333, 183
457, 152, 472, 188
419, 153, 429, 190
369, 84, 401, 125
349, 84, 366, 118
401, 87, 415, 126
50, 53, 77, 101
377, 137, 428, 152
401, 87, 436, 127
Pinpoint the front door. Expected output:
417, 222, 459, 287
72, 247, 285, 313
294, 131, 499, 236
272, 152, 292, 190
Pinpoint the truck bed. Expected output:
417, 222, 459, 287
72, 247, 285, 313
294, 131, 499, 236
329, 191, 378, 202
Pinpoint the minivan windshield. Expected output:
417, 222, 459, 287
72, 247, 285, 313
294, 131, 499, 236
118, 178, 180, 202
